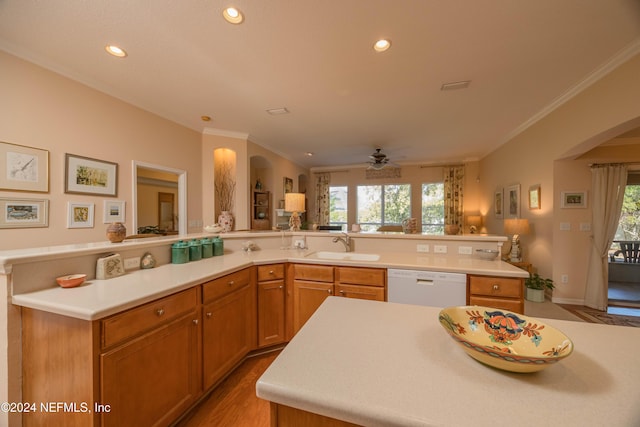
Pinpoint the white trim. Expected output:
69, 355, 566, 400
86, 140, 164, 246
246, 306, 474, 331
202, 127, 249, 140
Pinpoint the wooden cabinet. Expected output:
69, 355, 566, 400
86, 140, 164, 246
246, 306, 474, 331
257, 264, 286, 347
467, 274, 524, 314
202, 268, 256, 389
335, 266, 386, 301
252, 190, 271, 230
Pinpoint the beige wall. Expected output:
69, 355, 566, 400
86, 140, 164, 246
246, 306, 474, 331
0, 51, 203, 250
479, 53, 640, 304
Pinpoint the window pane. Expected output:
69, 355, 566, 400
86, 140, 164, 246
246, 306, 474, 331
329, 186, 348, 226
357, 185, 381, 231
383, 184, 411, 224
422, 183, 444, 234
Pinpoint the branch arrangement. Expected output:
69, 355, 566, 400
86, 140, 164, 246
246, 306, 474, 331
215, 160, 236, 212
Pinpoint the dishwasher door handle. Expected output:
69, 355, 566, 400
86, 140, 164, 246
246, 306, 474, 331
416, 279, 435, 286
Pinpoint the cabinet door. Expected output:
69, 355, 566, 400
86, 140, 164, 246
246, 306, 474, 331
292, 280, 333, 335
335, 283, 385, 301
202, 282, 256, 389
100, 312, 201, 427
258, 280, 286, 347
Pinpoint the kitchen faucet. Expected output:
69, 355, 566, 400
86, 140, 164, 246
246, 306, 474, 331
332, 233, 351, 252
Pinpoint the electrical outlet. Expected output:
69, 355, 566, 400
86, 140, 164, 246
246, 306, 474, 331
124, 257, 141, 270
417, 244, 429, 253
434, 245, 447, 254
580, 222, 591, 232
561, 274, 569, 284
458, 246, 472, 255
560, 222, 571, 231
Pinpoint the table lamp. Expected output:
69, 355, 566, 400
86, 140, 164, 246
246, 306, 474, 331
285, 193, 305, 231
467, 215, 482, 234
503, 218, 530, 262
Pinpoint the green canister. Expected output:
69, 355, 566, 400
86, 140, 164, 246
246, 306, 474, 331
201, 237, 213, 258
189, 238, 202, 261
171, 240, 189, 264
213, 236, 224, 256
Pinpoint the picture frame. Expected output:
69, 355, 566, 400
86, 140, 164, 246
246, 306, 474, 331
283, 177, 293, 196
65, 154, 118, 196
506, 184, 521, 218
494, 189, 503, 219
103, 200, 125, 223
0, 197, 49, 228
561, 191, 587, 209
67, 202, 94, 228
528, 185, 541, 210
0, 141, 49, 192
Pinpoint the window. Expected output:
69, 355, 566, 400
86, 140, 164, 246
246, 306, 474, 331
610, 175, 639, 260
329, 186, 348, 229
357, 184, 411, 232
422, 183, 444, 234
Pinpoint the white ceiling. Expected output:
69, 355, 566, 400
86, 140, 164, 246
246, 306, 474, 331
1, 0, 639, 169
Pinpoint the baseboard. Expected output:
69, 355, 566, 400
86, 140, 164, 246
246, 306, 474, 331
551, 297, 585, 305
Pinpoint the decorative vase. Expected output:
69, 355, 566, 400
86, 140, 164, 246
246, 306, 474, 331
106, 222, 127, 243
526, 288, 545, 302
218, 211, 234, 232
444, 224, 460, 235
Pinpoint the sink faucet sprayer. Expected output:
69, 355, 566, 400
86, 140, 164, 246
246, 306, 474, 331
332, 233, 351, 252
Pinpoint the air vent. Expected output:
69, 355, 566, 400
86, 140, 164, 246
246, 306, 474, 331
266, 108, 289, 115
440, 81, 471, 91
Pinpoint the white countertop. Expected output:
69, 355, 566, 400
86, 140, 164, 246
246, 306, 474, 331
11, 248, 527, 320
256, 297, 640, 427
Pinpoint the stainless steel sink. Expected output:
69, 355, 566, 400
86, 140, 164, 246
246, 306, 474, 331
305, 251, 380, 261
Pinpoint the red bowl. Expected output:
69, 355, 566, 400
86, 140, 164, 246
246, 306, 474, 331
56, 274, 87, 288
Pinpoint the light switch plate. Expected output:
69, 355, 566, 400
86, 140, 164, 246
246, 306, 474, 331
124, 257, 141, 270
434, 245, 447, 254
458, 246, 472, 255
560, 222, 571, 231
417, 244, 429, 253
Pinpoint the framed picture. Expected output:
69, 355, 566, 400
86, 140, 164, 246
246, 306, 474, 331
506, 184, 521, 218
529, 185, 541, 210
65, 154, 118, 196
103, 200, 125, 223
283, 177, 293, 195
494, 189, 503, 219
561, 191, 587, 209
0, 197, 49, 228
67, 202, 94, 228
0, 141, 49, 192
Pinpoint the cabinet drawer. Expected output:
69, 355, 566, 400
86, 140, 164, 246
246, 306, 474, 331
293, 264, 334, 282
257, 264, 285, 282
469, 296, 523, 314
468, 275, 522, 298
336, 284, 385, 301
336, 267, 385, 287
202, 268, 251, 303
102, 287, 198, 348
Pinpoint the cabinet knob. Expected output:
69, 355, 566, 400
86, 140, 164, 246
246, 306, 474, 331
328, 289, 332, 294
279, 285, 284, 289
269, 270, 275, 275
156, 308, 165, 316
206, 312, 212, 318
339, 290, 345, 295
228, 280, 235, 286
193, 319, 199, 325
492, 284, 500, 291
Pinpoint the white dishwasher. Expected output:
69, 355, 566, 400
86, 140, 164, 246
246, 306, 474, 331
387, 269, 466, 307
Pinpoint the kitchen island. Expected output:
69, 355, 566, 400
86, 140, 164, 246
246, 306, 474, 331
257, 297, 640, 427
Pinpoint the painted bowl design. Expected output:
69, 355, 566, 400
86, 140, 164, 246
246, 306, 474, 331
439, 306, 573, 373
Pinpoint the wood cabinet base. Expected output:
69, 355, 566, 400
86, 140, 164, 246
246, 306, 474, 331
270, 403, 360, 427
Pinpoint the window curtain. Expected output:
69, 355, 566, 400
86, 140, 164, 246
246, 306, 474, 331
315, 173, 331, 225
443, 166, 464, 228
584, 164, 627, 310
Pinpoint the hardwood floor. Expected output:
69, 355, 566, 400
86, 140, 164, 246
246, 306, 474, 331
174, 350, 280, 427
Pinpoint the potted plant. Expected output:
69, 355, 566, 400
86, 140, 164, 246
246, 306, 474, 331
524, 273, 555, 302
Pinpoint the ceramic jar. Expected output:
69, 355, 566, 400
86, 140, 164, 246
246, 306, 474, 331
106, 222, 127, 243
188, 239, 202, 261
218, 211, 234, 232
213, 236, 224, 256
171, 240, 189, 264
201, 237, 213, 258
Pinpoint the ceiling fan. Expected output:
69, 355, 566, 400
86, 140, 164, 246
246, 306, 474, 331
368, 148, 393, 170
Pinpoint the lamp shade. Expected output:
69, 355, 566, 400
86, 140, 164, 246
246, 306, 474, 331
504, 218, 530, 236
285, 193, 305, 212
467, 215, 482, 227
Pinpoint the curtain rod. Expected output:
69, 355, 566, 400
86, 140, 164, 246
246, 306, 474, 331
589, 162, 640, 167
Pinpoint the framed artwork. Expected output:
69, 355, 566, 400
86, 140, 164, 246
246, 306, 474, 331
65, 154, 118, 196
67, 202, 95, 228
494, 189, 503, 219
283, 177, 293, 195
561, 191, 587, 209
529, 185, 541, 210
0, 197, 49, 228
103, 200, 125, 223
506, 184, 521, 218
0, 141, 49, 192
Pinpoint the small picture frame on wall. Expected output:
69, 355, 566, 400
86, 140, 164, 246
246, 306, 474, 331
103, 200, 125, 223
283, 177, 293, 195
65, 154, 118, 196
561, 191, 587, 209
0, 197, 49, 228
0, 141, 49, 193
494, 189, 503, 219
529, 185, 541, 210
506, 184, 521, 218
68, 202, 95, 228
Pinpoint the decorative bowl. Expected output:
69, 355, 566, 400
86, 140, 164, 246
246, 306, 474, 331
56, 274, 87, 288
204, 224, 223, 233
438, 306, 573, 373
475, 249, 500, 260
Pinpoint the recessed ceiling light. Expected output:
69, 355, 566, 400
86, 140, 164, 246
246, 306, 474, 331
223, 7, 244, 24
201, 115, 212, 122
373, 39, 391, 52
266, 107, 289, 115
105, 44, 127, 58
441, 81, 471, 91
305, 152, 314, 157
